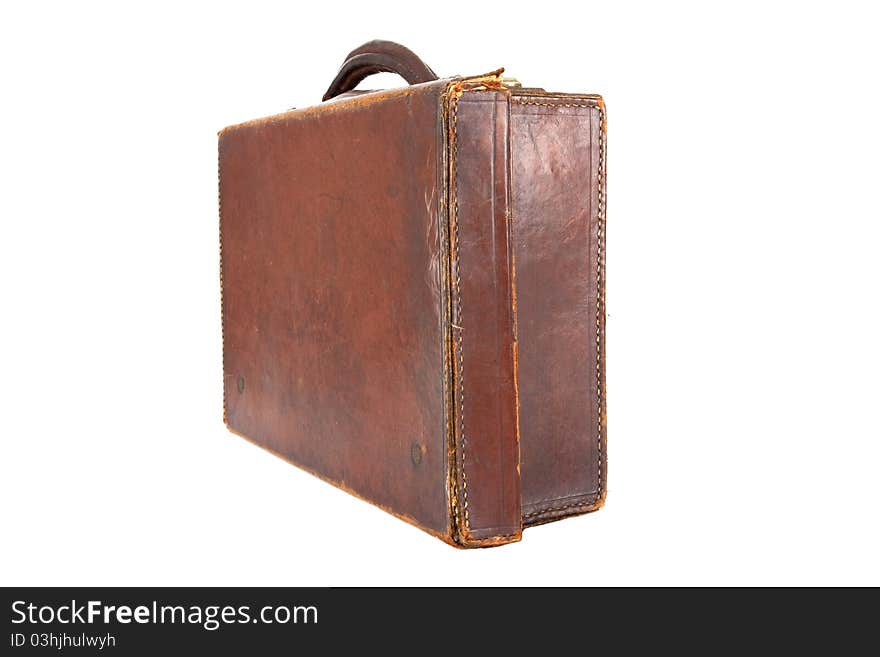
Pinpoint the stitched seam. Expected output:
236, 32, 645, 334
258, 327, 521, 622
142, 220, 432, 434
450, 93, 469, 537
513, 100, 606, 520
450, 90, 519, 543
596, 103, 606, 505
218, 146, 227, 425
524, 490, 599, 509
511, 99, 598, 108
523, 500, 598, 519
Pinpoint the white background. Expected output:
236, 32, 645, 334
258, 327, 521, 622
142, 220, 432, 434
2, 1, 878, 586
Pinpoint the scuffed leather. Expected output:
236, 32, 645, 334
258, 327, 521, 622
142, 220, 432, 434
220, 81, 454, 540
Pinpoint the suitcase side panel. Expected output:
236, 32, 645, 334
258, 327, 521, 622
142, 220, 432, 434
447, 88, 522, 545
219, 82, 453, 539
509, 95, 607, 525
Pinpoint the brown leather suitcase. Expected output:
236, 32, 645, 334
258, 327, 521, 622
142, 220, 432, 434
219, 41, 607, 547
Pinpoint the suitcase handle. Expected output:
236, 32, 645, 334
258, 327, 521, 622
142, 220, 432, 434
322, 40, 438, 101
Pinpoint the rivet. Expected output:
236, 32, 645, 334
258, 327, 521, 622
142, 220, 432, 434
410, 442, 423, 467
236, 375, 245, 394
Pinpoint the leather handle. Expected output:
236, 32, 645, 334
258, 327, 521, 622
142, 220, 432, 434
322, 40, 438, 101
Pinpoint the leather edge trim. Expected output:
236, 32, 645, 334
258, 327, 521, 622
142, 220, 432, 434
446, 79, 523, 548
437, 89, 457, 544
522, 493, 605, 528
596, 98, 607, 517
444, 83, 467, 545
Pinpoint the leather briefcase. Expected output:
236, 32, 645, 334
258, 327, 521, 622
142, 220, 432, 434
219, 41, 607, 547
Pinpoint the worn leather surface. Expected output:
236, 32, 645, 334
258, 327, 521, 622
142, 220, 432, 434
219, 52, 606, 546
220, 81, 454, 539
509, 93, 607, 525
